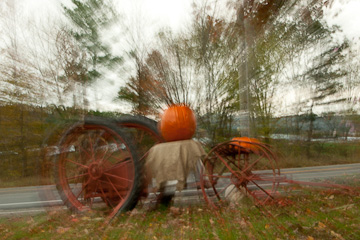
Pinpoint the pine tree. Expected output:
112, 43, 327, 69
62, 0, 123, 109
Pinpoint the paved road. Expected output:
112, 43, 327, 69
1, 163, 359, 216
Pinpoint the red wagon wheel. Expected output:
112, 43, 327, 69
54, 119, 143, 219
200, 140, 281, 208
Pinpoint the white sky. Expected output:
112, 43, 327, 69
16, 0, 193, 111
119, 0, 192, 30
323, 0, 360, 46
6, 0, 360, 112
21, 0, 193, 32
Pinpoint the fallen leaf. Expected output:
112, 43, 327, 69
306, 208, 314, 215
170, 207, 181, 216
325, 194, 334, 200
212, 230, 221, 240
315, 221, 326, 230
209, 218, 215, 225
239, 219, 247, 228
306, 237, 314, 240
168, 219, 179, 226
26, 217, 34, 224
330, 230, 345, 240
265, 224, 270, 229
56, 227, 70, 234
248, 232, 256, 240
130, 208, 139, 216
332, 204, 354, 211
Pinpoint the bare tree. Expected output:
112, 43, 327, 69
0, 0, 44, 105
54, 28, 89, 110
118, 51, 164, 115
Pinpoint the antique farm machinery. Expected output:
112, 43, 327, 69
44, 106, 356, 222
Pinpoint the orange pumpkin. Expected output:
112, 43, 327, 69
159, 104, 196, 142
231, 137, 260, 152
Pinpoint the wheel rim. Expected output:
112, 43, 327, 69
117, 122, 164, 159
200, 140, 280, 208
57, 124, 136, 213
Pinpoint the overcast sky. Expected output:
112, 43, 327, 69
11, 0, 360, 112
16, 0, 194, 111
323, 0, 360, 46
21, 0, 360, 41
21, 0, 193, 32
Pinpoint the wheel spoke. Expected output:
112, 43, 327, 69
97, 180, 108, 203
243, 185, 254, 198
90, 131, 107, 163
103, 158, 131, 172
249, 179, 274, 199
95, 132, 117, 161
96, 146, 109, 163
136, 131, 145, 143
216, 182, 233, 196
64, 158, 89, 169
226, 157, 242, 170
138, 150, 151, 162
87, 134, 96, 160
215, 152, 242, 179
100, 142, 128, 164
103, 172, 133, 183
86, 180, 99, 200
74, 177, 92, 201
248, 174, 276, 182
241, 154, 264, 173
104, 176, 124, 201
66, 172, 89, 181
103, 152, 128, 164
78, 144, 92, 160
203, 173, 231, 179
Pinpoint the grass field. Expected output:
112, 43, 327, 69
1, 174, 359, 240
272, 140, 360, 169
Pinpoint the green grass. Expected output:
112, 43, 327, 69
1, 176, 359, 240
272, 140, 360, 169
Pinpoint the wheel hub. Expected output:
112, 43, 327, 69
88, 163, 103, 179
231, 172, 249, 187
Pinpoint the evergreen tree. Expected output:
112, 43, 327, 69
63, 0, 123, 109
